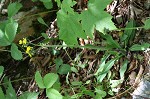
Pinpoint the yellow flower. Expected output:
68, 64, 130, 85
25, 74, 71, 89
19, 40, 23, 44
26, 46, 32, 57
23, 38, 27, 45
19, 38, 27, 45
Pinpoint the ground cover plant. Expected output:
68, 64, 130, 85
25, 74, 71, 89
0, 0, 150, 99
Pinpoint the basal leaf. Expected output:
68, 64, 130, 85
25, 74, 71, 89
5, 22, 18, 42
7, 2, 22, 17
46, 88, 63, 99
43, 73, 58, 89
144, 18, 150, 29
35, 71, 45, 89
58, 64, 71, 74
11, 43, 23, 60
129, 43, 150, 51
121, 20, 136, 46
19, 92, 39, 99
119, 60, 128, 79
0, 29, 4, 39
101, 34, 121, 49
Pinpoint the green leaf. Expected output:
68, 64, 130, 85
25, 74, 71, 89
0, 28, 11, 46
71, 67, 78, 73
7, 2, 22, 17
11, 43, 23, 60
121, 20, 136, 46
37, 17, 48, 27
57, 0, 86, 45
40, 0, 51, 2
46, 88, 63, 99
54, 58, 63, 71
5, 82, 17, 99
5, 22, 18, 42
101, 34, 121, 49
71, 81, 82, 86
0, 87, 5, 99
19, 92, 39, 99
58, 64, 71, 74
129, 43, 150, 51
119, 60, 128, 79
144, 18, 150, 29
95, 88, 106, 99
110, 79, 123, 88
0, 29, 4, 39
43, 2, 53, 9
95, 55, 117, 82
102, 58, 116, 73
55, 0, 61, 7
43, 73, 58, 89
80, 0, 116, 38
35, 71, 45, 89
0, 66, 4, 77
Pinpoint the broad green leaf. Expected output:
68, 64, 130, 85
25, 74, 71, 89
144, 18, 150, 29
0, 36, 11, 46
119, 60, 128, 79
80, 0, 116, 38
19, 92, 39, 99
7, 2, 22, 17
5, 82, 17, 99
57, 0, 86, 45
129, 43, 150, 51
11, 43, 23, 60
57, 10, 86, 45
58, 64, 71, 74
35, 71, 45, 88
5, 22, 18, 42
54, 58, 63, 71
0, 87, 5, 99
52, 82, 61, 91
46, 88, 63, 99
43, 2, 53, 9
37, 17, 48, 27
0, 28, 11, 46
43, 73, 58, 89
0, 66, 4, 77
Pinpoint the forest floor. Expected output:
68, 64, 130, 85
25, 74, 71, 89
0, 0, 150, 99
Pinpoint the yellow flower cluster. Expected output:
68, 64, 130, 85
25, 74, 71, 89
19, 38, 33, 57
